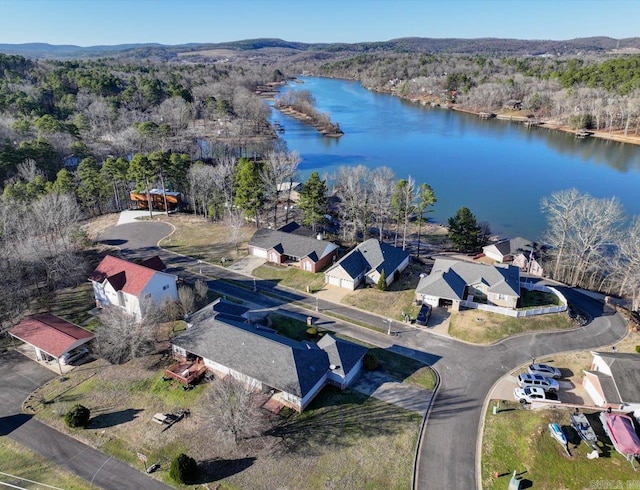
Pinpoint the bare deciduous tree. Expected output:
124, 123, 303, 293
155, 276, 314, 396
205, 377, 268, 445
94, 305, 163, 364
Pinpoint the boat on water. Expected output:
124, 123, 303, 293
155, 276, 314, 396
549, 422, 568, 446
570, 412, 598, 446
600, 412, 640, 460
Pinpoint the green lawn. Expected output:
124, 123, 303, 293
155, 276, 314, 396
253, 264, 326, 293
0, 438, 98, 490
31, 281, 96, 326
449, 310, 573, 344
482, 402, 640, 489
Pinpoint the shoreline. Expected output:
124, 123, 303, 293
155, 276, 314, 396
275, 106, 344, 138
402, 94, 640, 147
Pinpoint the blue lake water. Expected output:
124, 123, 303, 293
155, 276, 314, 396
270, 76, 640, 240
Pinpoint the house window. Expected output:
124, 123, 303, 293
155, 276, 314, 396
498, 294, 507, 300
162, 284, 170, 290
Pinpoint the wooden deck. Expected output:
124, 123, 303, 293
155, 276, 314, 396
165, 361, 206, 385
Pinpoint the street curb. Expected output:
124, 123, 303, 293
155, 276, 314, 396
412, 366, 441, 490
474, 328, 631, 490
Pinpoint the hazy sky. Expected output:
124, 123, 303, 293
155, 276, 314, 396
0, 0, 637, 46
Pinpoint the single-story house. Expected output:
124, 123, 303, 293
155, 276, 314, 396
324, 239, 410, 290
9, 314, 94, 369
482, 237, 544, 277
170, 306, 367, 411
248, 225, 338, 273
90, 255, 178, 319
415, 258, 520, 310
583, 351, 640, 411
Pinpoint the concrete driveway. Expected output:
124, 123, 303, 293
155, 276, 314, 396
0, 349, 172, 490
96, 219, 628, 490
351, 370, 433, 415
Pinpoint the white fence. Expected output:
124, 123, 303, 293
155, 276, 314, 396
460, 282, 567, 318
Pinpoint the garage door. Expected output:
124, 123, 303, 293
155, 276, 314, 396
250, 247, 268, 259
341, 279, 355, 290
326, 275, 341, 286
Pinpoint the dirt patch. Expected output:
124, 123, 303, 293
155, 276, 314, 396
81, 213, 120, 241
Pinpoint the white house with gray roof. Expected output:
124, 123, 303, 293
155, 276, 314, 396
248, 226, 338, 273
483, 237, 544, 277
583, 351, 640, 411
415, 258, 520, 310
170, 304, 367, 412
325, 239, 410, 290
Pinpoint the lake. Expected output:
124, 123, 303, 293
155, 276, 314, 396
270, 76, 640, 240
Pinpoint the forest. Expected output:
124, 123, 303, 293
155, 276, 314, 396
2, 37, 640, 332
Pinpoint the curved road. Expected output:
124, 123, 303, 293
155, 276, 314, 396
100, 221, 628, 490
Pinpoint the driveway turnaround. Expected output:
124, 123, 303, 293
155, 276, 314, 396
98, 220, 628, 490
0, 350, 172, 490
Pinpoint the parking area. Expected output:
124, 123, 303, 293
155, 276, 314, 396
490, 367, 592, 406
13, 344, 92, 375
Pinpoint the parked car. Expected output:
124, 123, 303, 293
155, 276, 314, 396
527, 363, 561, 379
517, 373, 559, 393
415, 304, 432, 326
514, 386, 547, 404
60, 347, 89, 365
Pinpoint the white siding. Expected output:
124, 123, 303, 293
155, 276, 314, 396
250, 246, 268, 259
583, 376, 606, 406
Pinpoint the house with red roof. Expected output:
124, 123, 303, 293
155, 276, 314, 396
90, 255, 178, 319
10, 314, 95, 367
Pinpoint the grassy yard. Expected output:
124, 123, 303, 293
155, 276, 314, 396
342, 262, 425, 321
29, 281, 97, 327
30, 355, 422, 490
158, 214, 253, 264
0, 438, 98, 490
449, 309, 574, 344
253, 264, 326, 293
482, 402, 640, 489
519, 289, 561, 308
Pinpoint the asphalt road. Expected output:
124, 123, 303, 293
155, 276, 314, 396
98, 220, 628, 490
0, 350, 172, 490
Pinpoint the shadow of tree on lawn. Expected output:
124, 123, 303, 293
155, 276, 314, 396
197, 457, 256, 484
88, 408, 143, 429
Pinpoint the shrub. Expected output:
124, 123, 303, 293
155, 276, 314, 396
377, 269, 387, 291
64, 404, 90, 428
363, 352, 379, 371
170, 453, 199, 484
306, 327, 318, 337
635, 345, 640, 353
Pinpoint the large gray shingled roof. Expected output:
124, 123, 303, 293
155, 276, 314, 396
327, 239, 409, 280
171, 315, 330, 398
416, 258, 520, 300
592, 351, 640, 404
249, 228, 336, 262
317, 334, 368, 377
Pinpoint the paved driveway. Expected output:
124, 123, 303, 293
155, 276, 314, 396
351, 370, 433, 415
0, 350, 171, 490
97, 220, 628, 490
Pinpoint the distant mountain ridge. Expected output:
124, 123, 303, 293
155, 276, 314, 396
1, 36, 639, 59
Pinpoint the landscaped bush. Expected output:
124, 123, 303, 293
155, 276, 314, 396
170, 453, 199, 484
306, 327, 318, 337
635, 345, 640, 353
64, 404, 90, 428
363, 352, 379, 371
